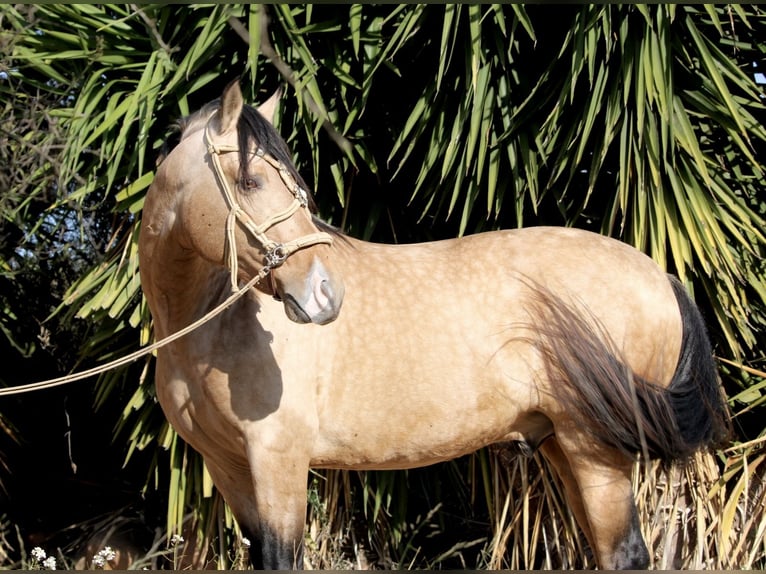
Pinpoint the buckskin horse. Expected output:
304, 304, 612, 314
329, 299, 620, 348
138, 80, 730, 569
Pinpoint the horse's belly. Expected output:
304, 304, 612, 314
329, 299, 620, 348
309, 429, 497, 470
309, 411, 550, 470
308, 379, 544, 470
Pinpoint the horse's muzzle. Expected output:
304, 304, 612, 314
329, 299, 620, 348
281, 259, 344, 325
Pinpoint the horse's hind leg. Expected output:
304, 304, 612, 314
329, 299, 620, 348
539, 439, 595, 561
541, 430, 649, 569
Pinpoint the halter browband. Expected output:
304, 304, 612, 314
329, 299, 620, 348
203, 114, 333, 292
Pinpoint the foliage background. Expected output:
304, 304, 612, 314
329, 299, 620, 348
0, 3, 764, 569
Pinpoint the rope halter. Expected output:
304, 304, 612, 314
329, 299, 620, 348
203, 114, 333, 292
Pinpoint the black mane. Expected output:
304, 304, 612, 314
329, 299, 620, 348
235, 103, 312, 207
235, 103, 346, 239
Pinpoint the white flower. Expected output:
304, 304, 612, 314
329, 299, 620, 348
92, 545, 117, 568
31, 547, 47, 562
99, 546, 116, 561
170, 534, 184, 546
241, 537, 251, 548
42, 556, 56, 570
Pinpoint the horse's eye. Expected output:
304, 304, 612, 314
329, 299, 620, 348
240, 175, 264, 191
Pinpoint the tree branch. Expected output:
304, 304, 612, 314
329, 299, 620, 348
227, 8, 353, 156
131, 4, 176, 55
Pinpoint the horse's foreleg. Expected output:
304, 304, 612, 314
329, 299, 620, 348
246, 443, 310, 570
549, 428, 649, 570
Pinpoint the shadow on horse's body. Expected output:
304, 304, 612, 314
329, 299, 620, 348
138, 81, 730, 569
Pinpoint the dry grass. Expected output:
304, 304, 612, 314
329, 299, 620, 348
303, 444, 766, 570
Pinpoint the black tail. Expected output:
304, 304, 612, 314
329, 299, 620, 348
532, 275, 731, 463
665, 276, 731, 452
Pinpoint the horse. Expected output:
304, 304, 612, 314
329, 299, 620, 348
138, 80, 731, 570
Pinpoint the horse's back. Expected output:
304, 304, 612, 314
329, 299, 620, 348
396, 226, 682, 367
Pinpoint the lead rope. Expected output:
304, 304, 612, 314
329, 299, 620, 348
0, 268, 269, 397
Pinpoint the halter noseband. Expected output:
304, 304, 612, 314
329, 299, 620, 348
203, 114, 333, 294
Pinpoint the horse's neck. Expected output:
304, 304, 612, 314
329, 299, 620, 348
142, 237, 232, 340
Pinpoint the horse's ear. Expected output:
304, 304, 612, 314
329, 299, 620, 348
257, 88, 282, 125
217, 79, 243, 135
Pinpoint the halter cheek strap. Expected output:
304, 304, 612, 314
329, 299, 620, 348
203, 118, 333, 293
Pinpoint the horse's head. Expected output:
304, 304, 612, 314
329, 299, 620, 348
155, 80, 344, 325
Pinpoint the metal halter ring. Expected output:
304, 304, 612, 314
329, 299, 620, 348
264, 244, 289, 268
